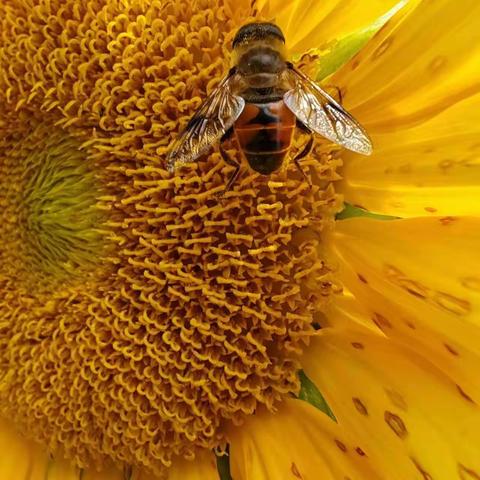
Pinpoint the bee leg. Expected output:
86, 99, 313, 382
217, 128, 240, 196
294, 121, 314, 186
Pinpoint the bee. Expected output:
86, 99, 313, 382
167, 22, 372, 193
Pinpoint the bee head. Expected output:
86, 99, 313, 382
231, 23, 287, 79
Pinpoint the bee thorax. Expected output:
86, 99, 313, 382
242, 73, 279, 88
237, 47, 286, 76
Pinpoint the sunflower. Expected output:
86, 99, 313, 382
1, 0, 480, 478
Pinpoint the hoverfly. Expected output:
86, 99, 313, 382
167, 22, 372, 193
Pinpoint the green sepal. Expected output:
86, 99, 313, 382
298, 370, 336, 421
216, 452, 233, 480
336, 203, 400, 221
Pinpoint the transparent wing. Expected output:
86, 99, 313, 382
283, 65, 372, 155
167, 72, 245, 171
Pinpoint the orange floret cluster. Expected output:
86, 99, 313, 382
0, 0, 340, 475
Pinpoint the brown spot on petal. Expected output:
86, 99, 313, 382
411, 457, 433, 480
335, 439, 348, 452
428, 55, 447, 74
405, 320, 417, 330
439, 216, 457, 226
457, 385, 476, 404
351, 342, 364, 350
372, 312, 392, 330
462, 155, 480, 168
291, 462, 303, 479
438, 158, 454, 173
384, 264, 404, 279
355, 447, 366, 457
357, 273, 368, 284
398, 163, 412, 174
385, 389, 408, 411
461, 277, 480, 293
352, 397, 368, 416
384, 411, 408, 438
444, 343, 459, 357
373, 37, 393, 59
424, 207, 437, 213
399, 279, 429, 299
433, 292, 471, 316
351, 58, 360, 70
459, 463, 480, 479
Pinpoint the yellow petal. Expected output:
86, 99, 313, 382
331, 0, 480, 217
0, 418, 49, 480
47, 459, 88, 480
53, 458, 147, 480
0, 417, 128, 480
46, 453, 219, 480
259, 0, 408, 56
338, 90, 480, 217
82, 465, 123, 480
228, 398, 381, 480
314, 1, 409, 82
324, 289, 383, 333
129, 451, 219, 480
334, 0, 480, 127
330, 217, 480, 403
303, 328, 480, 480
47, 458, 126, 480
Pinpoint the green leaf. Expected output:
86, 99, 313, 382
336, 203, 400, 221
298, 370, 336, 421
216, 452, 233, 480
315, 0, 407, 81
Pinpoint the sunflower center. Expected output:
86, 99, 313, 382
0, 124, 104, 288
0, 0, 341, 476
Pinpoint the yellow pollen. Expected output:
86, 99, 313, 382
0, 0, 341, 476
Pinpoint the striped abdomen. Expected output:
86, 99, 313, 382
234, 100, 295, 175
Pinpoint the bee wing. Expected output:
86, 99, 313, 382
167, 72, 245, 171
283, 65, 372, 155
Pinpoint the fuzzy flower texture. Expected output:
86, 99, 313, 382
1, 0, 480, 479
